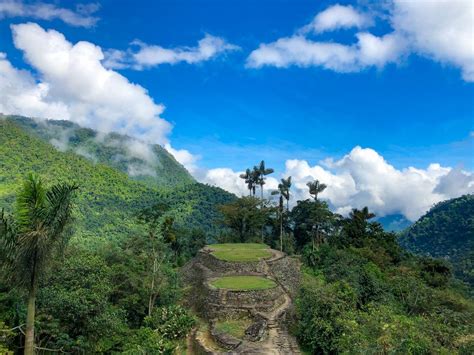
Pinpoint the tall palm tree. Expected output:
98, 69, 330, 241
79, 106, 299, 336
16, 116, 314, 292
271, 190, 284, 251
280, 176, 292, 212
255, 160, 274, 201
271, 176, 292, 252
307, 179, 327, 201
0, 174, 77, 355
240, 168, 256, 196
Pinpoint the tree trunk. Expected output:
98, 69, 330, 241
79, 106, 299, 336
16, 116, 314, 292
24, 286, 36, 355
280, 210, 283, 252
148, 246, 158, 317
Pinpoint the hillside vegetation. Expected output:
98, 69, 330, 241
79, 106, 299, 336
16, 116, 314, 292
399, 195, 474, 286
0, 118, 235, 244
6, 115, 193, 188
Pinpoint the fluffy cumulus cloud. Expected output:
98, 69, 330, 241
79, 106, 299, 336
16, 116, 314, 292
198, 167, 279, 197
247, 0, 474, 82
286, 147, 474, 221
0, 0, 99, 27
300, 4, 372, 34
391, 0, 474, 81
199, 147, 474, 221
5, 22, 172, 144
104, 34, 239, 70
247, 32, 405, 71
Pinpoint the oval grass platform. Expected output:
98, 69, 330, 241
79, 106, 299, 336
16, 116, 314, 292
208, 243, 272, 262
210, 275, 277, 291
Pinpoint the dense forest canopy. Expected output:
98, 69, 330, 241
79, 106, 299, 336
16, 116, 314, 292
399, 194, 474, 286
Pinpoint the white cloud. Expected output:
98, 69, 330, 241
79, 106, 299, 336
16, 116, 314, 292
198, 146, 473, 221
283, 147, 473, 221
164, 143, 200, 173
247, 0, 474, 81
391, 0, 474, 82
104, 34, 239, 70
9, 22, 172, 144
196, 167, 279, 198
0, 52, 69, 118
301, 4, 372, 34
246, 33, 405, 71
0, 0, 99, 27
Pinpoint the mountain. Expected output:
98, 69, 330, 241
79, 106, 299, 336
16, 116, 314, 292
377, 214, 412, 232
399, 195, 474, 285
5, 115, 194, 188
0, 116, 235, 244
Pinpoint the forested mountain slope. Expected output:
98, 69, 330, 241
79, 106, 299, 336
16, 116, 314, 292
399, 195, 474, 285
4, 115, 194, 188
0, 118, 235, 243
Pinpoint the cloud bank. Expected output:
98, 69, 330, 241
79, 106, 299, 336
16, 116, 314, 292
247, 0, 474, 81
3, 22, 171, 144
0, 0, 99, 27
200, 146, 474, 221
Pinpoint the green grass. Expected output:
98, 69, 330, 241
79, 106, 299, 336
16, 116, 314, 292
210, 276, 277, 290
208, 243, 272, 262
214, 318, 252, 339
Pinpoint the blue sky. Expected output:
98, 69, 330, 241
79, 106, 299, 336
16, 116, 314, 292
0, 0, 473, 219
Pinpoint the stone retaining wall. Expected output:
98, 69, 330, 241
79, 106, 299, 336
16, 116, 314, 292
204, 281, 284, 319
267, 256, 301, 299
198, 250, 268, 275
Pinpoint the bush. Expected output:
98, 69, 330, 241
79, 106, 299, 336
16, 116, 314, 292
144, 305, 195, 340
121, 327, 174, 354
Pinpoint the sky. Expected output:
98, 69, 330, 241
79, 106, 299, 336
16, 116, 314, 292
0, 0, 473, 221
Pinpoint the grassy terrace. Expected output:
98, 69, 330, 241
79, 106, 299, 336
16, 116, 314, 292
208, 243, 272, 262
214, 318, 252, 339
210, 276, 277, 291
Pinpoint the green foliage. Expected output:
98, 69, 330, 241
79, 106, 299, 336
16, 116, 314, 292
8, 115, 194, 188
144, 305, 195, 340
121, 327, 175, 354
36, 249, 128, 352
399, 194, 474, 286
214, 318, 252, 339
0, 320, 14, 354
218, 196, 269, 242
295, 204, 474, 354
0, 118, 235, 246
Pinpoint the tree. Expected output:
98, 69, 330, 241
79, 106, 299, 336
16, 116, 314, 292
306, 179, 327, 201
255, 161, 274, 201
219, 197, 268, 242
239, 169, 256, 196
271, 176, 292, 252
291, 199, 336, 251
343, 207, 376, 246
137, 202, 171, 316
0, 174, 77, 355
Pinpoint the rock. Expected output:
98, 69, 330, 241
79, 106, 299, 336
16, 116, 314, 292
244, 319, 267, 341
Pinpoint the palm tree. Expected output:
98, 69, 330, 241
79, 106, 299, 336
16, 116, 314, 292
0, 174, 77, 355
271, 190, 284, 251
307, 179, 327, 201
255, 161, 274, 201
271, 176, 292, 252
240, 168, 256, 196
280, 176, 292, 212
